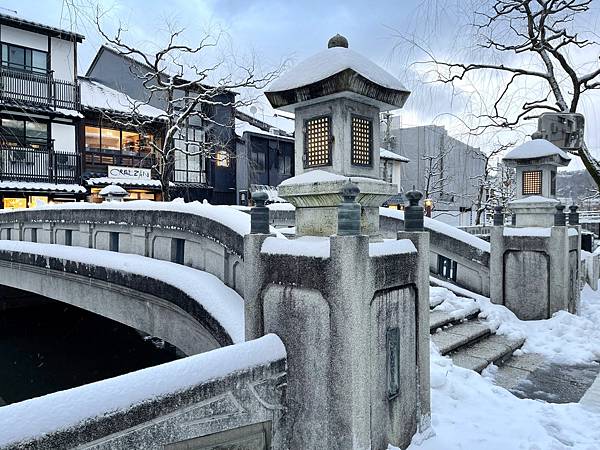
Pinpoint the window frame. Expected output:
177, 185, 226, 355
0, 117, 48, 148
522, 170, 543, 196
437, 255, 457, 282
351, 114, 373, 167
1, 42, 48, 74
303, 115, 332, 169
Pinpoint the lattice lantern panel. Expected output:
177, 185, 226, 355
305, 116, 331, 167
351, 116, 372, 166
522, 170, 542, 195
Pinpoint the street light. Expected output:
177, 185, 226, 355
424, 198, 433, 217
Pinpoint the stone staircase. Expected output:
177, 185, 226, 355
430, 294, 525, 373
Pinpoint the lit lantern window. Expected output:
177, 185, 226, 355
304, 116, 331, 167
522, 170, 542, 195
216, 150, 230, 167
351, 115, 373, 166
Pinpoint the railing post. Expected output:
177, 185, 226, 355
554, 204, 566, 226
250, 191, 270, 234
569, 204, 580, 226
337, 181, 361, 236
404, 189, 424, 231
493, 205, 504, 226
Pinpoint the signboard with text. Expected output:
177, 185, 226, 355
108, 166, 151, 180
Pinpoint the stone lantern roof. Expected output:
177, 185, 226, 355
503, 139, 571, 167
265, 35, 411, 112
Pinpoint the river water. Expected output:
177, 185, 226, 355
0, 296, 182, 405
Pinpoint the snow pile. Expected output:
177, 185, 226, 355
267, 46, 408, 93
267, 202, 295, 211
369, 239, 416, 257
430, 286, 480, 321
380, 208, 490, 253
0, 334, 285, 447
279, 169, 387, 187
0, 241, 245, 344
510, 195, 559, 204
80, 78, 167, 119
262, 236, 330, 258
402, 343, 600, 450
98, 184, 128, 197
0, 199, 285, 238
503, 227, 552, 237
503, 139, 571, 161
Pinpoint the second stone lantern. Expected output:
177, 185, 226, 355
265, 34, 411, 237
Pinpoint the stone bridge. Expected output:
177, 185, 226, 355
0, 204, 251, 355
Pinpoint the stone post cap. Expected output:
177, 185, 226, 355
554, 203, 566, 226
252, 191, 268, 207
405, 190, 423, 206
569, 204, 579, 213
340, 180, 360, 201
494, 205, 503, 213
328, 34, 349, 48
555, 204, 566, 212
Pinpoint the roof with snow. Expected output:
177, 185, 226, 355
265, 35, 410, 112
380, 148, 410, 162
79, 78, 167, 119
503, 139, 571, 166
98, 184, 129, 197
0, 13, 84, 42
235, 118, 293, 140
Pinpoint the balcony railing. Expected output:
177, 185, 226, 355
0, 144, 80, 184
83, 149, 155, 175
0, 67, 80, 110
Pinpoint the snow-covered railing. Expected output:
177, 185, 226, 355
0, 335, 286, 450
0, 200, 280, 295
579, 210, 600, 224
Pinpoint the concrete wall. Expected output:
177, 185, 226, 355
0, 208, 244, 296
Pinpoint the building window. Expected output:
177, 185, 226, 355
380, 160, 393, 183
216, 150, 230, 167
250, 149, 266, 173
85, 125, 156, 154
551, 170, 556, 196
304, 115, 331, 168
351, 115, 372, 166
278, 153, 292, 175
522, 170, 542, 195
438, 255, 457, 282
0, 118, 47, 148
1, 43, 48, 73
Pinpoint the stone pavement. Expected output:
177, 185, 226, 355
494, 353, 600, 404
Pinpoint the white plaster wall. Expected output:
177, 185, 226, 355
51, 123, 76, 153
50, 37, 75, 81
0, 25, 48, 51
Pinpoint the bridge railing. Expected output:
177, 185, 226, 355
0, 203, 251, 297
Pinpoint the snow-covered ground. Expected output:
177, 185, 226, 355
400, 285, 600, 450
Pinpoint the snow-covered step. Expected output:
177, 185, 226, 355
431, 321, 492, 355
450, 334, 526, 373
430, 308, 480, 332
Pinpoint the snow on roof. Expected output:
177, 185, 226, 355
0, 240, 244, 344
98, 184, 128, 196
380, 207, 490, 253
0, 181, 86, 194
0, 334, 284, 447
235, 118, 293, 140
380, 148, 410, 162
504, 139, 571, 161
86, 178, 168, 188
80, 78, 167, 119
267, 46, 408, 93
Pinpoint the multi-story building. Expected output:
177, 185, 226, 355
0, 13, 85, 209
85, 46, 237, 204
235, 110, 295, 205
385, 124, 485, 220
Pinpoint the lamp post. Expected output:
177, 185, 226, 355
423, 198, 433, 218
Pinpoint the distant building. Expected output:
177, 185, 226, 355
0, 13, 85, 209
235, 110, 294, 205
385, 124, 485, 216
85, 46, 237, 204
380, 148, 409, 209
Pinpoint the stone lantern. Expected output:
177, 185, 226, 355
265, 34, 410, 237
98, 184, 128, 202
503, 138, 571, 227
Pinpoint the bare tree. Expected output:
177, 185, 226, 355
412, 0, 600, 188
422, 143, 454, 200
93, 12, 281, 200
471, 142, 515, 224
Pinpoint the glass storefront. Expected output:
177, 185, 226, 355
85, 125, 155, 154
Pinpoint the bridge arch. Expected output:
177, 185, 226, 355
0, 244, 244, 356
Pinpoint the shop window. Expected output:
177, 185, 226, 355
438, 255, 457, 281
101, 128, 121, 152
2, 198, 27, 209
304, 115, 331, 168
216, 150, 230, 167
351, 115, 373, 166
1, 43, 47, 73
28, 196, 48, 208
84, 126, 157, 154
522, 170, 542, 195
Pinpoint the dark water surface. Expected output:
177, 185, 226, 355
0, 296, 182, 405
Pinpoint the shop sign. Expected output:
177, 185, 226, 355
108, 166, 151, 180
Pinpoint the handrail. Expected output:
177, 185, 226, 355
0, 144, 80, 184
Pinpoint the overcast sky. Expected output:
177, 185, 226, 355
3, 0, 600, 170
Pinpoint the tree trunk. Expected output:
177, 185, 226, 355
577, 142, 600, 192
